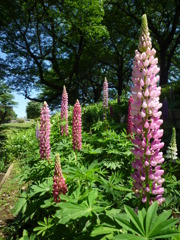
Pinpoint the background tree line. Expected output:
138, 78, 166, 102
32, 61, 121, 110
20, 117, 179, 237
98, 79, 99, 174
0, 0, 179, 111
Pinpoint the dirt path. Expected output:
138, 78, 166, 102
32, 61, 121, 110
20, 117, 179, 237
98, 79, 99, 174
0, 162, 21, 239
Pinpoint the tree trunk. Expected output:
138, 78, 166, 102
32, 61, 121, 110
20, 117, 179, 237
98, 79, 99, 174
159, 46, 169, 86
93, 87, 101, 103
117, 63, 123, 103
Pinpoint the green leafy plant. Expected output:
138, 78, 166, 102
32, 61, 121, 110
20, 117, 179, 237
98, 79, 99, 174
112, 202, 179, 239
33, 217, 53, 237
19, 229, 36, 240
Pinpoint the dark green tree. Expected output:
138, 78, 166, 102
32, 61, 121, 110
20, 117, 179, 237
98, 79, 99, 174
112, 0, 180, 86
0, 80, 17, 123
26, 101, 42, 119
0, 0, 107, 104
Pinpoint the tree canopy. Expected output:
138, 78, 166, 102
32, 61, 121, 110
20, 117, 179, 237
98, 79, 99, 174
0, 0, 179, 109
0, 80, 17, 123
26, 101, 42, 119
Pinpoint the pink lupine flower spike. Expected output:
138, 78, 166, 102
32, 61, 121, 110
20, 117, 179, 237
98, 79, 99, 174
131, 14, 165, 207
52, 154, 68, 203
103, 77, 108, 110
39, 101, 51, 160
61, 86, 68, 136
72, 100, 82, 151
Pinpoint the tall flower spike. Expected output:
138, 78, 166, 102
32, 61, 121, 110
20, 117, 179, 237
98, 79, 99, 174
127, 95, 133, 135
103, 77, 108, 110
52, 154, 68, 203
61, 86, 68, 136
166, 128, 178, 162
72, 100, 82, 151
131, 14, 165, 206
39, 101, 51, 160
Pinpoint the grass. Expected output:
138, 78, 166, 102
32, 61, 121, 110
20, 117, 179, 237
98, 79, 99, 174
0, 121, 35, 137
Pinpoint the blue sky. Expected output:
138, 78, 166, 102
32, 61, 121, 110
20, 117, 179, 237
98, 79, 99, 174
13, 93, 30, 118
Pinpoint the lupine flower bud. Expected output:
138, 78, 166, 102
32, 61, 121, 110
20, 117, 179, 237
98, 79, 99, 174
36, 121, 40, 140
127, 96, 133, 135
166, 128, 178, 162
52, 154, 68, 203
103, 77, 108, 110
131, 14, 165, 206
39, 101, 51, 160
61, 86, 68, 136
72, 100, 82, 151
138, 15, 152, 53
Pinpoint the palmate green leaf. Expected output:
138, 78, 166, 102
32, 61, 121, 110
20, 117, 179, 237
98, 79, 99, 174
113, 186, 132, 192
172, 225, 180, 240
145, 201, 158, 234
55, 189, 104, 224
55, 202, 91, 224
40, 199, 55, 208
150, 229, 179, 239
59, 194, 78, 203
12, 191, 27, 216
100, 233, 114, 240
88, 148, 102, 154
72, 186, 81, 201
107, 149, 121, 155
148, 210, 175, 236
29, 179, 52, 197
88, 189, 98, 208
91, 224, 120, 237
114, 217, 140, 236
124, 205, 145, 236
138, 208, 146, 232
149, 218, 179, 238
113, 233, 146, 240
33, 217, 53, 236
37, 221, 46, 227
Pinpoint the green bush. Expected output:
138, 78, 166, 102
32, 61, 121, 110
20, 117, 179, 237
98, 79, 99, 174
17, 118, 25, 123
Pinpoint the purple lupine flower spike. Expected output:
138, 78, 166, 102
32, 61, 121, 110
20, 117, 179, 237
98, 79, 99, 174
39, 101, 51, 160
103, 77, 108, 110
52, 154, 68, 203
72, 100, 82, 151
61, 86, 68, 136
127, 96, 133, 135
131, 14, 165, 206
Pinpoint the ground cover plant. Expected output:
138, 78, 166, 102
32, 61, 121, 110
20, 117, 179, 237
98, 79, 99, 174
0, 14, 179, 240
0, 121, 35, 172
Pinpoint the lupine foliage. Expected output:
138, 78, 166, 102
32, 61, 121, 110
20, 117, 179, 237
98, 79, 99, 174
0, 98, 179, 239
